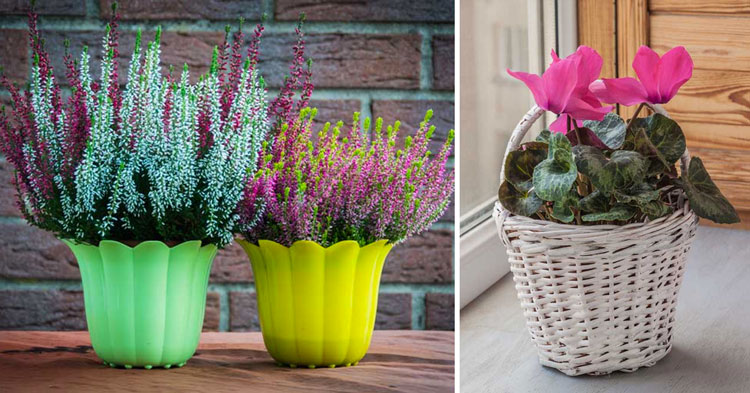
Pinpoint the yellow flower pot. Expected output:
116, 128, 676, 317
237, 239, 393, 368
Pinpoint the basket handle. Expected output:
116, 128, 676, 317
499, 104, 691, 180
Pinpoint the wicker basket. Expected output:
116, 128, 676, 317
494, 105, 699, 376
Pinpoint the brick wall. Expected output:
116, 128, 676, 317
0, 1, 455, 331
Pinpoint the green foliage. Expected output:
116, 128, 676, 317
678, 157, 739, 223
574, 147, 647, 193
532, 133, 577, 202
582, 112, 626, 149
498, 111, 739, 225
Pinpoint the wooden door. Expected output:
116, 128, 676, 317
579, 0, 750, 229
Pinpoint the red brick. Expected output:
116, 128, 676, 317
0, 159, 22, 218
0, 0, 86, 16
432, 35, 454, 90
275, 0, 454, 23
257, 33, 421, 89
0, 30, 29, 85
371, 100, 455, 150
382, 229, 452, 283
42, 30, 224, 86
100, 0, 262, 20
203, 292, 221, 331
0, 221, 80, 280
211, 241, 253, 283
425, 293, 454, 330
375, 293, 412, 330
0, 289, 221, 331
0, 290, 86, 330
229, 291, 259, 331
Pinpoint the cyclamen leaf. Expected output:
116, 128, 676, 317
551, 191, 578, 223
644, 114, 686, 165
504, 142, 547, 191
582, 112, 626, 149
574, 146, 647, 194
565, 127, 609, 150
532, 132, 577, 202
625, 114, 685, 174
498, 181, 543, 217
536, 129, 551, 143
613, 182, 660, 205
582, 205, 635, 222
623, 125, 668, 172
640, 200, 673, 219
578, 190, 610, 213
679, 157, 739, 224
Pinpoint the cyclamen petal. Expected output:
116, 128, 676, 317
632, 45, 661, 102
595, 45, 693, 106
590, 77, 648, 106
508, 45, 612, 122
656, 46, 693, 103
541, 57, 579, 114
507, 69, 549, 111
549, 114, 582, 133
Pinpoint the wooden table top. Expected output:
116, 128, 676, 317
0, 330, 454, 392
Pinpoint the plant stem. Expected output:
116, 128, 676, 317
625, 102, 646, 131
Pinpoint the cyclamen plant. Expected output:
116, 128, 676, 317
500, 45, 739, 225
0, 6, 271, 247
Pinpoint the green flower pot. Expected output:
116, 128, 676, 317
237, 239, 393, 368
62, 239, 217, 369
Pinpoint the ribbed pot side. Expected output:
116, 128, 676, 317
237, 239, 393, 368
62, 239, 217, 369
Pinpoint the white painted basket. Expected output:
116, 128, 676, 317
494, 105, 699, 376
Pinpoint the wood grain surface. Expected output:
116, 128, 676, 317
650, 14, 750, 73
0, 331, 454, 393
617, 0, 649, 120
577, 0, 617, 79
650, 0, 750, 14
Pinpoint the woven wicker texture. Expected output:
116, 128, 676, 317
495, 105, 699, 376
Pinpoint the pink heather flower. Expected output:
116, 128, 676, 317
590, 46, 693, 106
239, 109, 454, 247
507, 46, 613, 132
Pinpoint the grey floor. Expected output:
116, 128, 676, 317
461, 226, 750, 393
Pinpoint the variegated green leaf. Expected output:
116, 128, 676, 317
536, 129, 551, 143
573, 146, 648, 193
578, 190, 609, 213
504, 142, 547, 191
582, 205, 635, 222
614, 183, 660, 205
498, 180, 543, 217
532, 133, 577, 202
679, 157, 739, 224
582, 112, 626, 149
551, 191, 578, 223
644, 114, 686, 165
640, 200, 673, 219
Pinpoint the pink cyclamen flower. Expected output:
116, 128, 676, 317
507, 45, 613, 132
590, 46, 693, 106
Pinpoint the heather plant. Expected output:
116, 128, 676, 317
0, 6, 271, 247
238, 108, 454, 247
500, 45, 738, 225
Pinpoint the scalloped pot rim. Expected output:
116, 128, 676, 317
59, 239, 217, 251
236, 238, 391, 251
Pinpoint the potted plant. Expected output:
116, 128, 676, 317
0, 7, 270, 369
235, 38, 454, 367
497, 45, 738, 376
